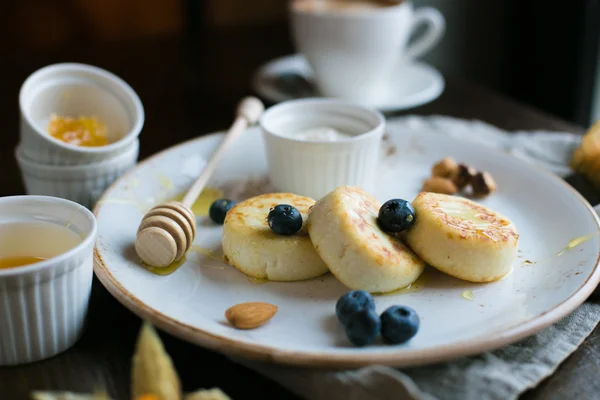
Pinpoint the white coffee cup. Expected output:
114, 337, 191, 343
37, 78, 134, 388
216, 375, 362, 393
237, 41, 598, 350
290, 0, 445, 104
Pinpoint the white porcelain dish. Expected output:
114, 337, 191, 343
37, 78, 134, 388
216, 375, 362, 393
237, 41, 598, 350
93, 126, 600, 369
0, 195, 97, 366
16, 139, 139, 209
251, 54, 445, 113
260, 98, 385, 199
19, 63, 144, 165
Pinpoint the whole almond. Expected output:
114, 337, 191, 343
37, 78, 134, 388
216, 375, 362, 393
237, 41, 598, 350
422, 176, 458, 195
225, 302, 278, 329
432, 157, 459, 178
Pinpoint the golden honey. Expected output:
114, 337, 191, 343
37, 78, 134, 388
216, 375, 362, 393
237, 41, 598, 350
47, 113, 109, 147
189, 245, 225, 262
375, 269, 430, 296
142, 246, 226, 276
142, 256, 187, 276
0, 222, 82, 268
170, 187, 224, 217
461, 290, 476, 300
247, 276, 269, 284
0, 256, 47, 269
556, 232, 599, 257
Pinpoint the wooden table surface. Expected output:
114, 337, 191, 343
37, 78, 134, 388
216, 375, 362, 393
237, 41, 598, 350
1, 25, 600, 400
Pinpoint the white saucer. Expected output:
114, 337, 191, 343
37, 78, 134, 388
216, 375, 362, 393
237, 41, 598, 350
251, 54, 445, 112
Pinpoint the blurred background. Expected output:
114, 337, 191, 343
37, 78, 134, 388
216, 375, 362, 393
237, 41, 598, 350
2, 0, 599, 126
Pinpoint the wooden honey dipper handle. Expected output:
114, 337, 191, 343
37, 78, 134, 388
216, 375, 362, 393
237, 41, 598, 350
181, 97, 265, 207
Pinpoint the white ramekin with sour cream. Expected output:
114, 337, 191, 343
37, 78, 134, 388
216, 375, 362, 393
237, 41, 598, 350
259, 98, 385, 200
0, 195, 97, 366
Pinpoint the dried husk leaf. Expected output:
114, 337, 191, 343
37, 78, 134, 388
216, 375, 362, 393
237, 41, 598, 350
131, 322, 181, 400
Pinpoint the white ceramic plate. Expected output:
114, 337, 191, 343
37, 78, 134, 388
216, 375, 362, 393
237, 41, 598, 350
251, 54, 445, 113
94, 127, 600, 369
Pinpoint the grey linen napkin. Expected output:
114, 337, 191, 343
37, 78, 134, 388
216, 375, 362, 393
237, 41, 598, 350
232, 116, 600, 400
236, 301, 600, 400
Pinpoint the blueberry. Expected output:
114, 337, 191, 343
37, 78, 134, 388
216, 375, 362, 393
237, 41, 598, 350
380, 305, 420, 344
377, 199, 415, 233
209, 199, 236, 224
267, 204, 303, 235
344, 307, 381, 347
336, 290, 376, 325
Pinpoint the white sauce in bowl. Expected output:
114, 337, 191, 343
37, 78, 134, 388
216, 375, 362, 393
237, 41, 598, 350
285, 126, 354, 142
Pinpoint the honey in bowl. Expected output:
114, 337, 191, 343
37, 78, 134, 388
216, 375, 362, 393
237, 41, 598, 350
0, 222, 82, 270
0, 256, 47, 269
47, 113, 109, 147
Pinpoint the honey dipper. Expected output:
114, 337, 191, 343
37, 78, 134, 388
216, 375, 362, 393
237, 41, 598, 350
135, 96, 265, 267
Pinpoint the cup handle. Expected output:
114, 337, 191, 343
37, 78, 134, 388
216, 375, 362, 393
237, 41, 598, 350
405, 7, 446, 60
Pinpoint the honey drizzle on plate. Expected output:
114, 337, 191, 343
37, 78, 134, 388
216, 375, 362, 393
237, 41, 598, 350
142, 256, 188, 276
556, 232, 598, 257
156, 173, 174, 191
189, 246, 225, 262
142, 246, 226, 276
524, 232, 599, 266
461, 290, 475, 300
170, 187, 224, 217
374, 270, 430, 296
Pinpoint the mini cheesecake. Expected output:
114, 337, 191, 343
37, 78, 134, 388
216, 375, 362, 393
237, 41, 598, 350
307, 186, 425, 293
404, 192, 519, 282
222, 193, 328, 281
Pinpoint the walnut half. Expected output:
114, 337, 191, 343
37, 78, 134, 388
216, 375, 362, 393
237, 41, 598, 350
452, 163, 477, 190
471, 171, 497, 198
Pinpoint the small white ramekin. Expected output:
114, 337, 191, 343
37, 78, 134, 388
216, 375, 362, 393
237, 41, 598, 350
260, 98, 385, 199
19, 63, 144, 166
0, 195, 97, 366
16, 139, 139, 209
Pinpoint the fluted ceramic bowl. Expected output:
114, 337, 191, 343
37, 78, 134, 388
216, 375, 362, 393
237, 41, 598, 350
0, 195, 97, 366
16, 139, 139, 209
